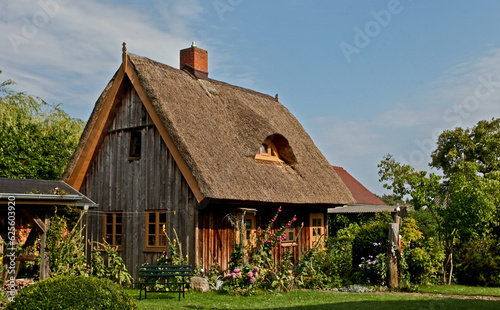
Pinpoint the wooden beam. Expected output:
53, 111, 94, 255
22, 210, 47, 233
125, 63, 205, 203
39, 212, 51, 280
66, 63, 127, 190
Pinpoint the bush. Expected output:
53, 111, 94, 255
6, 276, 137, 310
400, 217, 445, 285
351, 214, 390, 285
455, 235, 500, 287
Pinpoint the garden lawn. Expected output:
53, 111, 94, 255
419, 284, 500, 297
126, 289, 499, 310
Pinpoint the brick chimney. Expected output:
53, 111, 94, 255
180, 42, 208, 79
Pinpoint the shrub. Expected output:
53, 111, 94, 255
351, 214, 390, 285
223, 266, 263, 295
5, 275, 137, 310
352, 221, 387, 269
91, 241, 132, 285
400, 217, 444, 285
455, 235, 500, 287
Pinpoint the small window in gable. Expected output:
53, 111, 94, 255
129, 131, 141, 159
255, 139, 281, 163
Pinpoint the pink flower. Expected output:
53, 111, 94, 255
292, 217, 297, 222
286, 223, 291, 227
226, 274, 232, 278
271, 219, 275, 222
278, 207, 282, 212
254, 266, 260, 272
234, 268, 240, 273
248, 271, 254, 277
267, 239, 271, 243
250, 277, 256, 283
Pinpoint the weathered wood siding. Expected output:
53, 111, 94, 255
80, 84, 198, 280
197, 207, 327, 272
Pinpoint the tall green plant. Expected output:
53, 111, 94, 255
91, 241, 132, 285
47, 212, 86, 277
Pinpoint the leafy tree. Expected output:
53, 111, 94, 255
379, 151, 500, 284
0, 72, 85, 179
431, 118, 500, 176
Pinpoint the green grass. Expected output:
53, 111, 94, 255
420, 284, 500, 297
126, 289, 500, 310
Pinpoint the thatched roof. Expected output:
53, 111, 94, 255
64, 51, 355, 206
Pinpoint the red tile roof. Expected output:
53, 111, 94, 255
332, 166, 385, 205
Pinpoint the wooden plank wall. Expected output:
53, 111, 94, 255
197, 207, 326, 272
80, 85, 198, 280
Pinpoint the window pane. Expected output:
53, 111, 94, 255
246, 230, 251, 240
289, 232, 294, 240
106, 213, 113, 224
106, 225, 113, 235
115, 224, 122, 235
159, 212, 167, 223
149, 213, 156, 223
148, 236, 156, 246
115, 236, 122, 246
149, 224, 156, 234
105, 235, 112, 242
317, 219, 322, 226
245, 219, 252, 229
115, 214, 122, 224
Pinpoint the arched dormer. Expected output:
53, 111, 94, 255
255, 134, 297, 167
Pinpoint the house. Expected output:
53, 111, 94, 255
0, 178, 96, 280
328, 166, 404, 216
63, 43, 356, 279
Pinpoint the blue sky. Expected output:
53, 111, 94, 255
2, 0, 500, 196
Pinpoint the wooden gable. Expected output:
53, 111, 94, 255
64, 47, 204, 204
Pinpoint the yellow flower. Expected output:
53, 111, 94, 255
342, 248, 345, 251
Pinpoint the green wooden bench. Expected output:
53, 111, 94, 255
134, 264, 192, 301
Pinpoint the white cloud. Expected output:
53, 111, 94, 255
312, 46, 500, 181
0, 0, 203, 119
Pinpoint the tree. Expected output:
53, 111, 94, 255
379, 126, 500, 284
0, 73, 85, 180
431, 118, 500, 176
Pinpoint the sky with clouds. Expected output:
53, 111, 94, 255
2, 0, 500, 196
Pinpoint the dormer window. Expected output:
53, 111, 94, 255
255, 139, 281, 163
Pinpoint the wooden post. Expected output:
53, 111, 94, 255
39, 212, 51, 280
388, 223, 399, 288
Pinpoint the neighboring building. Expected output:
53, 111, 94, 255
63, 43, 355, 279
329, 166, 399, 214
0, 178, 96, 279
